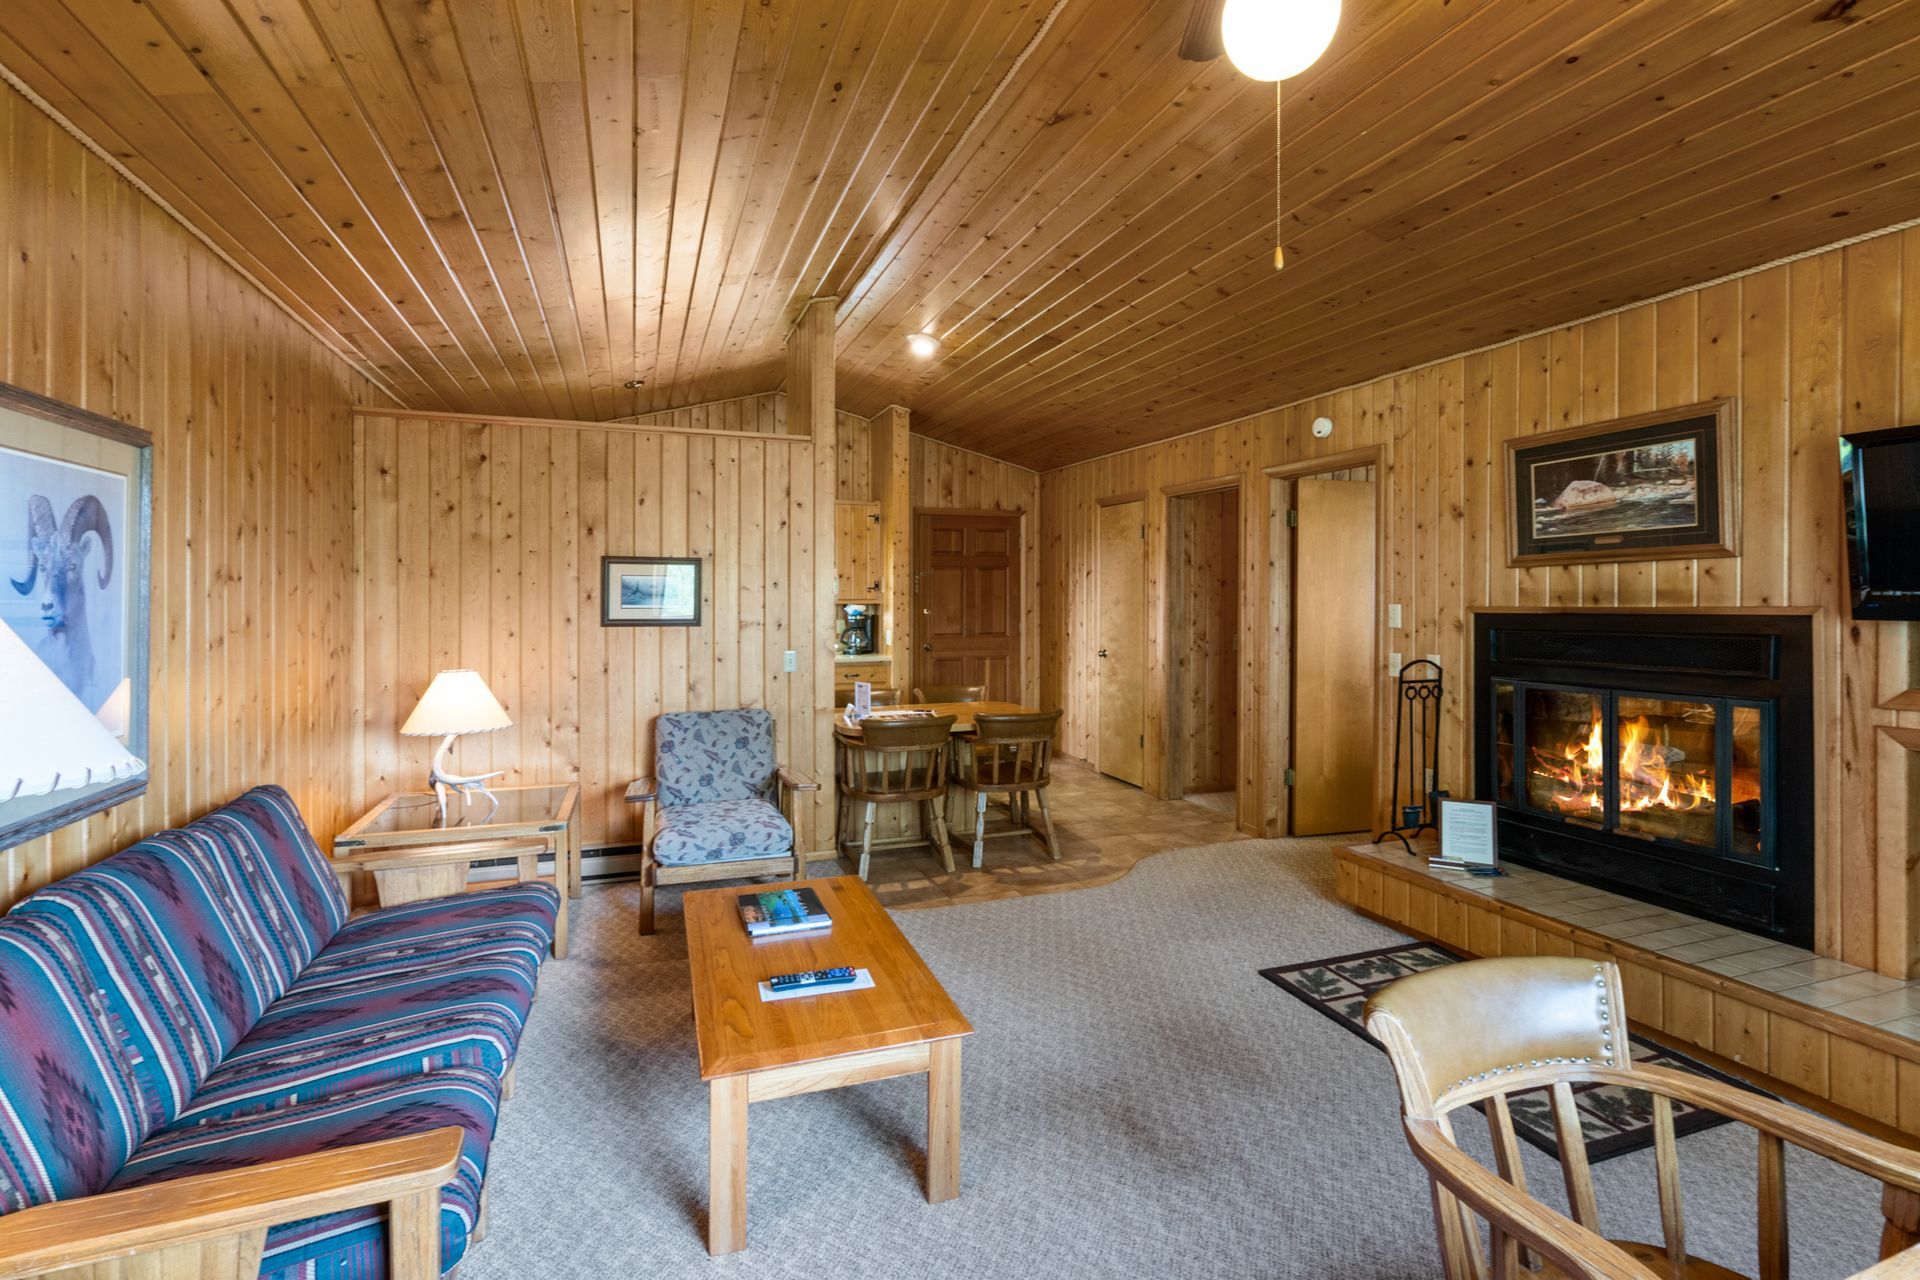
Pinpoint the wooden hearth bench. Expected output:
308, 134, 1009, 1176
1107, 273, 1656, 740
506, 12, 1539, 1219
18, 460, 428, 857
0, 786, 559, 1279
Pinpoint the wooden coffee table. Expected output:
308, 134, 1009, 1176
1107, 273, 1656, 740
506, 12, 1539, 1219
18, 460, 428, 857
683, 876, 973, 1255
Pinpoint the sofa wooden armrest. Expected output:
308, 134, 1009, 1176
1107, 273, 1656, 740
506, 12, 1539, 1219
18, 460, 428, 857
0, 1128, 462, 1280
623, 777, 657, 805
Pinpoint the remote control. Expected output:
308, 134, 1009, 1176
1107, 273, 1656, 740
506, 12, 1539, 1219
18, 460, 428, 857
768, 967, 857, 991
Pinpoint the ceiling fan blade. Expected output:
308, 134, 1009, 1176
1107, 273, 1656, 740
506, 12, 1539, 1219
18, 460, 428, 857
1179, 0, 1227, 61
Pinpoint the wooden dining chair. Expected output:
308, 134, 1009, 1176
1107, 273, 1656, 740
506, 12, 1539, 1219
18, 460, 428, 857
867, 687, 905, 706
912, 684, 986, 703
1363, 956, 1920, 1280
950, 710, 1062, 868
836, 715, 956, 880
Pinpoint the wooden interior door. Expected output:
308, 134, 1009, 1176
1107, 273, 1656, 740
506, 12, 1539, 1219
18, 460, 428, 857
1096, 500, 1146, 786
913, 512, 1021, 698
1291, 478, 1376, 834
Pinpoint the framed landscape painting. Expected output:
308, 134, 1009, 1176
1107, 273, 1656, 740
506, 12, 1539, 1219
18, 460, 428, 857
0, 383, 153, 850
601, 555, 701, 626
1505, 400, 1736, 567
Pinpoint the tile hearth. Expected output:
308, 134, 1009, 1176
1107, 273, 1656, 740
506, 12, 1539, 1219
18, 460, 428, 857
1376, 848, 1920, 1044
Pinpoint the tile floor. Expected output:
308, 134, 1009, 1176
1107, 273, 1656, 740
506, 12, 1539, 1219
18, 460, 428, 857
1384, 847, 1920, 1042
830, 757, 1254, 910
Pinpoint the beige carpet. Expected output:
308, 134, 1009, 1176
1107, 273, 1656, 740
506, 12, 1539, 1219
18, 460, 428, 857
464, 838, 1883, 1279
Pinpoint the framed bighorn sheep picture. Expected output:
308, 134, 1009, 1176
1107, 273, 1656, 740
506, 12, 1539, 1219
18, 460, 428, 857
0, 383, 152, 849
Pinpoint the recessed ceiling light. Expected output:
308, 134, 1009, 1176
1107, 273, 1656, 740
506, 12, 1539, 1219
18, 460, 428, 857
907, 332, 940, 359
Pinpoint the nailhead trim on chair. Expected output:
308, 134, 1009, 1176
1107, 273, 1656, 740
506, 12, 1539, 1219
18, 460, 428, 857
1446, 966, 1614, 1094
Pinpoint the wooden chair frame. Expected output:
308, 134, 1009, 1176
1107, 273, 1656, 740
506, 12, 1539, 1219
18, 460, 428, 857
950, 710, 1062, 868
1367, 959, 1920, 1280
835, 716, 956, 880
0, 1129, 462, 1280
625, 724, 819, 935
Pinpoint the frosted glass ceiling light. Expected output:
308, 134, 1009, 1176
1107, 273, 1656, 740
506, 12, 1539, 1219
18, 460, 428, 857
1221, 0, 1341, 82
907, 332, 940, 359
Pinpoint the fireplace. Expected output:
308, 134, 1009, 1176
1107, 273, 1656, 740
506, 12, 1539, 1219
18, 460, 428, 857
1473, 612, 1814, 947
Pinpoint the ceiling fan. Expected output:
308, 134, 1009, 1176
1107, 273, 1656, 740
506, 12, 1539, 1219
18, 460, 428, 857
1178, 0, 1342, 79
1179, 0, 1229, 62
1175, 0, 1345, 269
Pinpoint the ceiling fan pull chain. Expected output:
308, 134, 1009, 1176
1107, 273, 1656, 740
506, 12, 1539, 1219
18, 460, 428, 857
1274, 78, 1286, 271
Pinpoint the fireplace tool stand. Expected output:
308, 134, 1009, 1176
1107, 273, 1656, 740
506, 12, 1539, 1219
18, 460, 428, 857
1374, 660, 1444, 854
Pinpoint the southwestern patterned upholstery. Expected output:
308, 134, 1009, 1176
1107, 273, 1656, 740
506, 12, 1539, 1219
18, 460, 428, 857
0, 784, 554, 1277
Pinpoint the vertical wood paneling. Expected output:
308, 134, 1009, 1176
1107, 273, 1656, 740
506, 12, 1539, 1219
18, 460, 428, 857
1038, 227, 1920, 976
1170, 488, 1239, 793
0, 83, 372, 909
353, 411, 834, 851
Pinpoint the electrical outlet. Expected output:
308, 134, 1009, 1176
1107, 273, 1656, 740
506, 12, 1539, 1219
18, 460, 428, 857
1389, 651, 1403, 673
783, 650, 798, 673
1388, 603, 1403, 630
1426, 653, 1442, 670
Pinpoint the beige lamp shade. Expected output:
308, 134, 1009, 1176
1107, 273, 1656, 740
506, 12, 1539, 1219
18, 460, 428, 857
0, 621, 145, 801
400, 669, 512, 737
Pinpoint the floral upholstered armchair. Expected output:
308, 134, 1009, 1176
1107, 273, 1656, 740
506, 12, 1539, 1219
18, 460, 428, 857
624, 708, 818, 934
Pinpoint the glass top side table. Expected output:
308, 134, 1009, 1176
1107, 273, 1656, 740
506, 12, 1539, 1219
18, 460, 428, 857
334, 782, 583, 900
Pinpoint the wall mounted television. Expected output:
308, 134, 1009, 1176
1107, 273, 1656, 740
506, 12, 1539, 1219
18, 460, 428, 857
1840, 423, 1920, 620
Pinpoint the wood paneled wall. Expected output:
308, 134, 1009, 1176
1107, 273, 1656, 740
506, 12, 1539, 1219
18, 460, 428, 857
909, 434, 1042, 705
613, 393, 786, 436
0, 83, 375, 909
1039, 227, 1920, 977
350, 410, 837, 853
1170, 487, 1240, 794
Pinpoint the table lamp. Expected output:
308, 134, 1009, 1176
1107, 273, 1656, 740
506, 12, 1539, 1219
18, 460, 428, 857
0, 622, 144, 803
400, 669, 512, 823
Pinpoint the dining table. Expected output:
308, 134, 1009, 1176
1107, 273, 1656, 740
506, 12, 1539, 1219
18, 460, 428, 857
832, 700, 1041, 846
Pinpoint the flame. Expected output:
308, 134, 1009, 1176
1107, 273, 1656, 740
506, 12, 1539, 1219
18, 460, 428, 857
1528, 707, 1716, 819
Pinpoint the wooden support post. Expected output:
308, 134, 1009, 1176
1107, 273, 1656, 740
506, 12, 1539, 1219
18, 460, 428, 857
787, 297, 839, 859
871, 405, 914, 678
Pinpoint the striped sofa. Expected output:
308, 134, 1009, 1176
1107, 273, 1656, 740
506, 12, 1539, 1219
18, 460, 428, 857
0, 785, 557, 1279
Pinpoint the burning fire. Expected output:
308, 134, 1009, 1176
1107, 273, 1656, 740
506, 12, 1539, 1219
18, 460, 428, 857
1531, 711, 1715, 818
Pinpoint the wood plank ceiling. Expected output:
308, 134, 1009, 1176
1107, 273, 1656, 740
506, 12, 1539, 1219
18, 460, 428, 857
1, 0, 1916, 470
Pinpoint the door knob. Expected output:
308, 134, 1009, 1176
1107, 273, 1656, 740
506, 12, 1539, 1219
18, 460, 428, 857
1097, 648, 1109, 658
922, 643, 934, 652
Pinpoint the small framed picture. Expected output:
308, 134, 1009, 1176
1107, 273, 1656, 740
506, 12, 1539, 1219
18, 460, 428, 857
1505, 399, 1737, 567
601, 556, 701, 627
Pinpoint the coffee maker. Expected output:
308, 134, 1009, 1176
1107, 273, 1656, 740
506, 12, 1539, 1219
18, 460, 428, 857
837, 603, 876, 655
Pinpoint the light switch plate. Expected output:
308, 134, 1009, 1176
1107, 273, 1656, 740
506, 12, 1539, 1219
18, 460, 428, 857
1389, 651, 1403, 673
783, 650, 798, 672
1388, 603, 1403, 629
1427, 653, 1442, 670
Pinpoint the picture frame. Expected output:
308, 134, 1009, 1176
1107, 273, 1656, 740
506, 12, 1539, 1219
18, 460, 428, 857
601, 555, 702, 627
0, 382, 153, 851
1504, 399, 1737, 567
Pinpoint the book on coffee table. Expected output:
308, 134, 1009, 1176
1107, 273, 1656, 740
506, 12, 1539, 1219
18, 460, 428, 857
736, 886, 832, 937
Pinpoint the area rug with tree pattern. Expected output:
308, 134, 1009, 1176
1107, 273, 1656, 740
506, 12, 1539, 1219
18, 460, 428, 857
1260, 941, 1760, 1164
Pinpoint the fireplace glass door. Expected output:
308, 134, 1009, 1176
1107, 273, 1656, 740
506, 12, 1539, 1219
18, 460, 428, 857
1497, 681, 1773, 867
1613, 696, 1717, 847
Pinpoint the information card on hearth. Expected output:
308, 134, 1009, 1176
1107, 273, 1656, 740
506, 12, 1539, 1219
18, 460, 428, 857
1438, 799, 1498, 866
